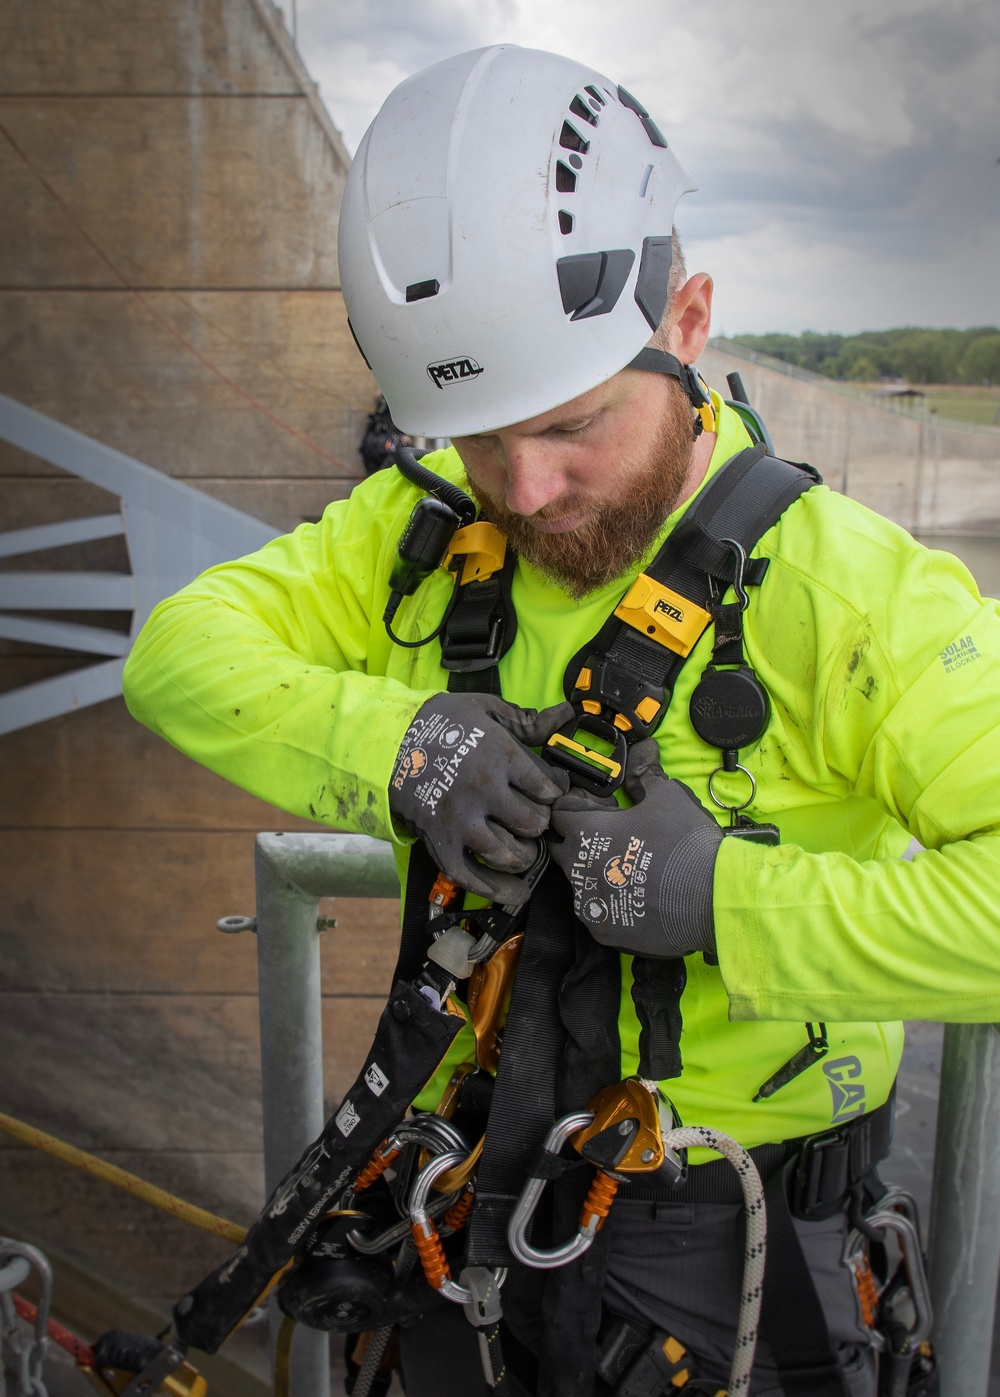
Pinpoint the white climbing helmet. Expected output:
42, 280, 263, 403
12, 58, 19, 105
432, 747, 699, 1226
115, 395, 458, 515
338, 45, 697, 437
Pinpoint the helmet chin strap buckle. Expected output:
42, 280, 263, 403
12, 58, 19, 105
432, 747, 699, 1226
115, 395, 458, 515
627, 348, 717, 436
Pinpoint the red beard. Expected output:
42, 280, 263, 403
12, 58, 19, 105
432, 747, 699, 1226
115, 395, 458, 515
466, 382, 696, 599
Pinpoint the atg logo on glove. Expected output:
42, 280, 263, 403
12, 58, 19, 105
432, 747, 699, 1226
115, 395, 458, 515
393, 747, 427, 788
605, 836, 643, 888
426, 356, 484, 389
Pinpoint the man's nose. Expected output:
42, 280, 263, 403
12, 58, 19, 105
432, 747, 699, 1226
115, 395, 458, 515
502, 439, 567, 517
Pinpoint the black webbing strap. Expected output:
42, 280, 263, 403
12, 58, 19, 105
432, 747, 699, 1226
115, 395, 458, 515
617, 1089, 895, 1204
539, 925, 622, 1397
465, 862, 581, 1267
563, 448, 821, 1093
708, 598, 747, 667
439, 543, 518, 691
390, 840, 441, 988
760, 1160, 850, 1397
631, 956, 686, 1082
562, 446, 821, 719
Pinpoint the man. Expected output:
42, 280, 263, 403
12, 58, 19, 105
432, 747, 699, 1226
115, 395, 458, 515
123, 44, 1000, 1397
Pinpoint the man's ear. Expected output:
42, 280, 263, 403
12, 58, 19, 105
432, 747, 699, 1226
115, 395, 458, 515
664, 273, 714, 364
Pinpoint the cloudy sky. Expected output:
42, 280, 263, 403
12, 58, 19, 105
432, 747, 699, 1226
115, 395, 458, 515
290, 0, 1000, 336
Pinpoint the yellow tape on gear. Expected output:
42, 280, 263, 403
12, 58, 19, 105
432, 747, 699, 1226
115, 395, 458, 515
443, 520, 507, 584
614, 575, 712, 656
546, 733, 622, 779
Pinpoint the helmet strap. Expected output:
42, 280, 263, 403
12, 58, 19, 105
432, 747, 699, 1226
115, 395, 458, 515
628, 348, 716, 437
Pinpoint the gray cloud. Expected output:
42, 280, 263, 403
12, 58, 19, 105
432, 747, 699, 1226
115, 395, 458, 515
291, 0, 1000, 333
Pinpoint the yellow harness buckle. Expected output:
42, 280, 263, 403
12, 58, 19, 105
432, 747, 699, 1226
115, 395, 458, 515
545, 733, 622, 782
443, 521, 507, 585
614, 575, 712, 656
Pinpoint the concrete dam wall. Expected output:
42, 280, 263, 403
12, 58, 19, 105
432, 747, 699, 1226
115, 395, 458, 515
699, 343, 1000, 537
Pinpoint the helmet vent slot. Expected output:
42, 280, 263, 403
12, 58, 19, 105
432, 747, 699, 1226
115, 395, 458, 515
634, 236, 674, 330
616, 85, 668, 148
569, 95, 599, 127
559, 121, 590, 155
557, 248, 635, 321
405, 279, 441, 303
558, 210, 574, 235
556, 161, 577, 193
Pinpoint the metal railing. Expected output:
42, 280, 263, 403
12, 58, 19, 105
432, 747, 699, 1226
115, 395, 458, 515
253, 832, 398, 1397
251, 831, 1000, 1397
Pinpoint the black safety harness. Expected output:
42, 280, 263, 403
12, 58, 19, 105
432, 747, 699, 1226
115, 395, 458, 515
385, 420, 896, 1396
168, 372, 898, 1397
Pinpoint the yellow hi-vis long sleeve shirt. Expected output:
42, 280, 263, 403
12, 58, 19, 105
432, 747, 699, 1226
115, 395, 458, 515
123, 397, 1000, 1149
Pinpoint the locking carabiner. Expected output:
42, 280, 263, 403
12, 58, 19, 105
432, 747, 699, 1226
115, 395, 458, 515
408, 1152, 506, 1304
508, 1081, 686, 1270
507, 1112, 598, 1270
843, 1188, 933, 1354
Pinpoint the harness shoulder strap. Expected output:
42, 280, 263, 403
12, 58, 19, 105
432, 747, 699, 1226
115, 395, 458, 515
561, 446, 821, 749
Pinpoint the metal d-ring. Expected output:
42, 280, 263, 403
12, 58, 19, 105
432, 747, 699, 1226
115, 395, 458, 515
718, 537, 750, 610
708, 763, 756, 814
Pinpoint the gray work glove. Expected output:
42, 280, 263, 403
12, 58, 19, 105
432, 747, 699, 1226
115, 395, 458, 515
547, 738, 723, 958
389, 693, 572, 904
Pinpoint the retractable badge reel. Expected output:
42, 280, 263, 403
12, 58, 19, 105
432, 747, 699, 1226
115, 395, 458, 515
690, 547, 830, 1098
688, 540, 779, 846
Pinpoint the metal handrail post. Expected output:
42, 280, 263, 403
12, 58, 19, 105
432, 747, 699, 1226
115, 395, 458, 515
254, 832, 399, 1397
928, 1022, 1000, 1395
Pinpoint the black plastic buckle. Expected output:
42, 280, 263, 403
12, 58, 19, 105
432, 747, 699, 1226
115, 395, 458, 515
439, 614, 503, 671
571, 658, 665, 740
792, 1127, 852, 1221
545, 711, 628, 796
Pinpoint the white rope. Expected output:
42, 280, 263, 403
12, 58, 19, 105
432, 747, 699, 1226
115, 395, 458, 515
660, 1126, 766, 1397
353, 1324, 393, 1397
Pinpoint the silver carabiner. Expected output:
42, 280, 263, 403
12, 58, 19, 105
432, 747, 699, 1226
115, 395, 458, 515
409, 1152, 506, 1305
0, 1239, 53, 1397
867, 1199, 933, 1349
347, 1115, 470, 1251
842, 1188, 933, 1352
507, 1111, 598, 1270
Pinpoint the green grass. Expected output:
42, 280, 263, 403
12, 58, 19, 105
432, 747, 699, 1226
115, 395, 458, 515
922, 386, 1000, 427
860, 384, 1000, 427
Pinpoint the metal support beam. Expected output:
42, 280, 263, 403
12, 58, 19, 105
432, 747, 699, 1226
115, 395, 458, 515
253, 832, 399, 1397
929, 1022, 1000, 1395
0, 393, 278, 734
0, 513, 124, 558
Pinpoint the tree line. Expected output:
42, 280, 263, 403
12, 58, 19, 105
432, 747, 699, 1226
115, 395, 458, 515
719, 328, 1000, 385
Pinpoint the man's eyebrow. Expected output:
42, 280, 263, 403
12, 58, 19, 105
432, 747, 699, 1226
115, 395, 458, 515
532, 411, 599, 437
465, 407, 602, 442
